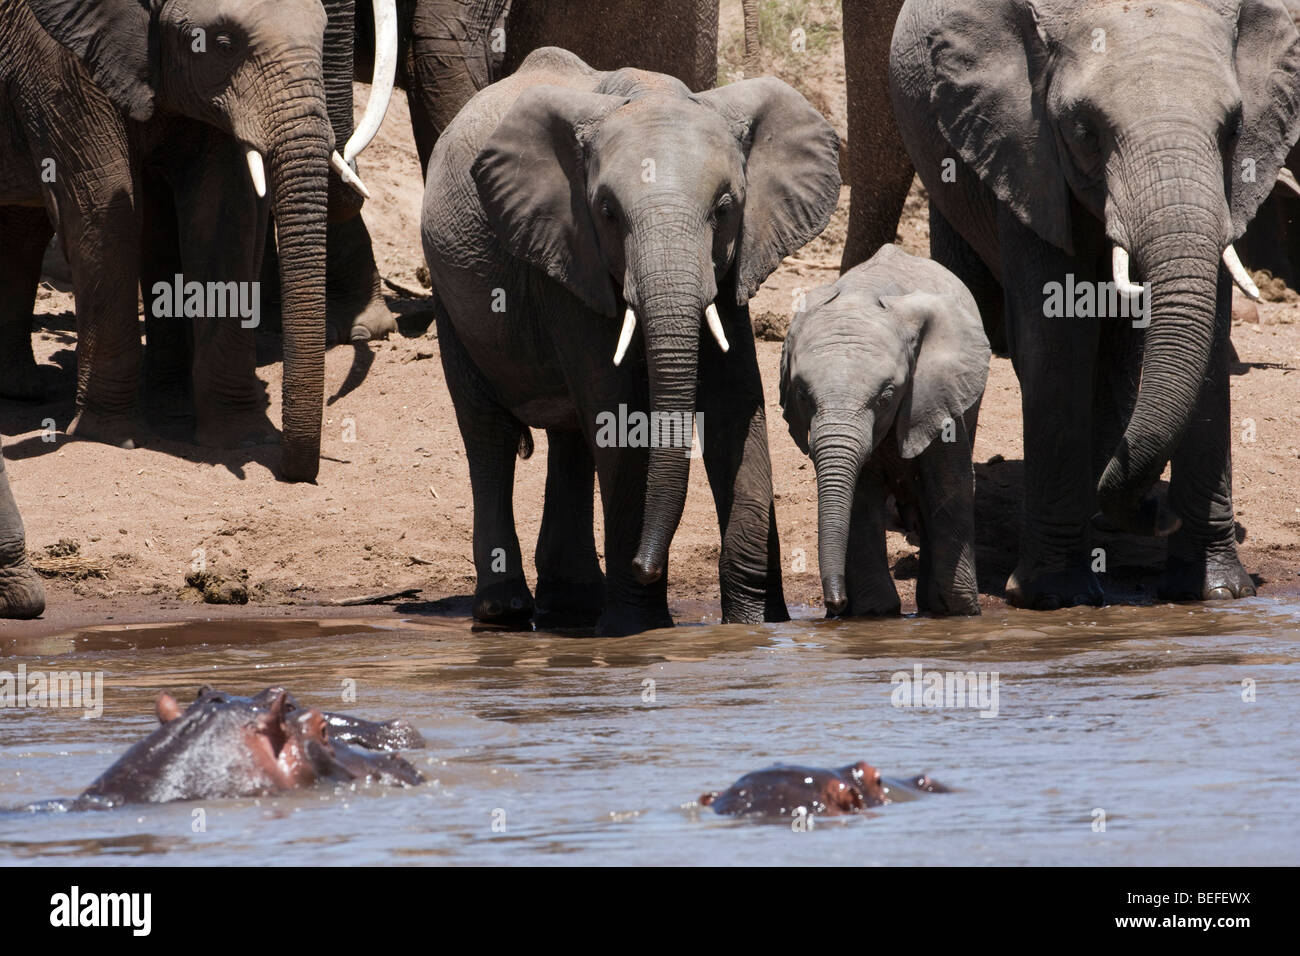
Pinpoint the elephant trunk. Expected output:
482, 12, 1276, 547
322, 0, 363, 222
810, 414, 871, 614
629, 269, 708, 586
267, 89, 332, 483
1097, 146, 1227, 529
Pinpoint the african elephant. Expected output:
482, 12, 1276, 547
891, 0, 1300, 608
422, 49, 840, 635
0, 440, 44, 619
780, 245, 988, 617
0, 0, 393, 480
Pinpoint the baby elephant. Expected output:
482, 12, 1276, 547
780, 245, 989, 616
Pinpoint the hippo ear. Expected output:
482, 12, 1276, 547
880, 290, 990, 459
699, 792, 718, 807
156, 693, 182, 724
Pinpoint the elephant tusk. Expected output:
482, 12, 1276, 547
613, 307, 637, 366
246, 149, 266, 199
1111, 246, 1144, 298
331, 152, 372, 200
1277, 167, 1300, 199
343, 0, 398, 163
705, 302, 730, 353
1222, 244, 1261, 301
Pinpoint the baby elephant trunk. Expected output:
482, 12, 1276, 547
810, 413, 872, 614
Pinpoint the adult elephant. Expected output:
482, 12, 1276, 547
840, 0, 914, 274
890, 0, 1300, 607
0, 0, 391, 481
0, 441, 44, 619
423, 49, 840, 635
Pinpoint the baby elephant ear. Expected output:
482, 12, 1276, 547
26, 0, 157, 122
880, 290, 990, 459
698, 77, 842, 303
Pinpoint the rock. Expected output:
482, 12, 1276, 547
752, 311, 790, 342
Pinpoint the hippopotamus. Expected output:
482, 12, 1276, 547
70, 686, 425, 808
699, 762, 949, 818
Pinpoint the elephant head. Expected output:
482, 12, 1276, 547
917, 0, 1300, 529
780, 251, 989, 613
472, 68, 840, 583
26, 0, 398, 482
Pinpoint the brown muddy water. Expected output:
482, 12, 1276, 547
1, 600, 1298, 866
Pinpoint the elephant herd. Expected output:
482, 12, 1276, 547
1, 0, 1296, 634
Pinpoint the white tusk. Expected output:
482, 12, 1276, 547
613, 307, 637, 366
1222, 244, 1260, 301
1111, 246, 1144, 298
343, 0, 397, 163
246, 149, 266, 199
1277, 167, 1300, 198
705, 302, 729, 353
331, 151, 372, 200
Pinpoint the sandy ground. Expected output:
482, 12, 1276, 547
2, 6, 1298, 638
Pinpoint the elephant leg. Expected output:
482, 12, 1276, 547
1160, 278, 1254, 600
436, 309, 534, 626
697, 301, 789, 624
326, 214, 396, 344
533, 427, 605, 628
930, 205, 1006, 355
1000, 211, 1104, 609
0, 205, 53, 400
840, 0, 913, 271
139, 175, 195, 437
0, 442, 44, 619
913, 410, 981, 615
56, 173, 143, 448
843, 465, 900, 616
170, 132, 275, 449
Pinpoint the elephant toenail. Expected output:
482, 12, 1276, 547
1205, 587, 1232, 601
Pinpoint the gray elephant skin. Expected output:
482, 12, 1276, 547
781, 245, 988, 617
0, 0, 397, 481
0, 440, 43, 620
422, 48, 840, 636
890, 0, 1300, 608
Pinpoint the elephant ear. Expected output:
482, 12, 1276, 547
26, 0, 157, 122
472, 87, 629, 317
923, 0, 1071, 252
698, 78, 842, 303
779, 285, 841, 457
1230, 0, 1300, 238
881, 291, 990, 460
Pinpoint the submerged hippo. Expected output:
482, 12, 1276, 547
699, 762, 948, 818
70, 686, 425, 808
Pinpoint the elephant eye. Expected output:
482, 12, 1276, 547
600, 199, 617, 222
876, 385, 895, 408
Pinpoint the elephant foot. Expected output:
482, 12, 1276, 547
535, 577, 605, 629
194, 410, 278, 449
473, 578, 535, 629
1005, 563, 1104, 610
327, 296, 398, 346
594, 603, 674, 637
67, 409, 139, 449
1159, 547, 1257, 601
0, 358, 46, 401
824, 572, 899, 618
0, 560, 46, 619
918, 587, 982, 617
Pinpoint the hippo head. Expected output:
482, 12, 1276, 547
700, 761, 888, 818
78, 686, 423, 807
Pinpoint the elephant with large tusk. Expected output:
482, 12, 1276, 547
890, 0, 1300, 608
422, 49, 840, 635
